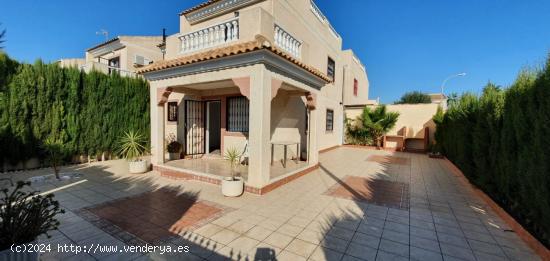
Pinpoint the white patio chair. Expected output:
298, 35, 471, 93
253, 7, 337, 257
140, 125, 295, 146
239, 140, 249, 165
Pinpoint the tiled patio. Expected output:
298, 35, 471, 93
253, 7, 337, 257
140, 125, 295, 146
165, 157, 310, 180
2, 147, 542, 260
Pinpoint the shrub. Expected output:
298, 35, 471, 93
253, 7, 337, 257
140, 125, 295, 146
394, 91, 431, 104
0, 181, 65, 250
116, 130, 148, 161
166, 133, 182, 154
345, 105, 399, 147
435, 57, 550, 246
0, 53, 150, 167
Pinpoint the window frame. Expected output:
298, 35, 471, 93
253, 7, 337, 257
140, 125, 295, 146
353, 78, 358, 96
167, 101, 178, 122
327, 57, 335, 82
326, 109, 334, 132
226, 96, 250, 133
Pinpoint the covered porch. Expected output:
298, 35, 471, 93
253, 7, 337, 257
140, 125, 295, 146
141, 41, 330, 193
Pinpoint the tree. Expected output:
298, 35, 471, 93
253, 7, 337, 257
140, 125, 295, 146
395, 91, 431, 104
42, 138, 66, 180
447, 92, 459, 107
359, 105, 400, 148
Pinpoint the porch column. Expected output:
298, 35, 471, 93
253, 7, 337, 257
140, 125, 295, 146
247, 65, 272, 188
307, 93, 319, 165
150, 86, 169, 166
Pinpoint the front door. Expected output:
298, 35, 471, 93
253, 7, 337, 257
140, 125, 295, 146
206, 101, 221, 153
184, 100, 205, 156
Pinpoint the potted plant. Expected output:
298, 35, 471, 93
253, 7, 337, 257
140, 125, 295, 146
117, 130, 149, 174
166, 134, 182, 160
0, 181, 65, 260
221, 147, 244, 197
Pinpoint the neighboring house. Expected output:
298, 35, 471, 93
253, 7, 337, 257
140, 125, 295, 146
60, 36, 164, 77
429, 93, 447, 109
137, 0, 370, 193
56, 58, 86, 69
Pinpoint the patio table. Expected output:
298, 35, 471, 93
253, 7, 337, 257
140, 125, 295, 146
271, 141, 300, 168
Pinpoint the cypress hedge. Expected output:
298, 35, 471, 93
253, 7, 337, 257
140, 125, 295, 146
435, 56, 550, 247
0, 53, 150, 167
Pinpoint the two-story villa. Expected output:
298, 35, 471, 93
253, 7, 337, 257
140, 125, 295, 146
138, 0, 370, 194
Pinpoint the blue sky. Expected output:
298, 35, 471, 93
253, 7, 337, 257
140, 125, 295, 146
2, 0, 550, 103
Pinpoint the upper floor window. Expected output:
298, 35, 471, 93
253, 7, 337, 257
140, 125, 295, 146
227, 96, 249, 132
326, 109, 334, 131
108, 57, 120, 68
327, 57, 335, 82
353, 79, 358, 96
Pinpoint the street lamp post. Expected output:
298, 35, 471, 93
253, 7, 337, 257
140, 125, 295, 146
440, 72, 466, 95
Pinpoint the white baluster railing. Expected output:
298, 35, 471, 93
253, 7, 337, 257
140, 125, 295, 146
274, 25, 301, 58
179, 18, 239, 54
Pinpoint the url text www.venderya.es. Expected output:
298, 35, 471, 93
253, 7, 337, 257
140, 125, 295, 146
11, 243, 190, 255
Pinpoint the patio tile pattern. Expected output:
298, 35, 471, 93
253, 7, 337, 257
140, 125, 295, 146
367, 155, 410, 165
324, 176, 410, 210
81, 189, 225, 244
8, 147, 542, 260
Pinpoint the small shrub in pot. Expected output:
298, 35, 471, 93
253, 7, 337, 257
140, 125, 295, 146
117, 130, 149, 174
221, 147, 244, 197
166, 134, 182, 160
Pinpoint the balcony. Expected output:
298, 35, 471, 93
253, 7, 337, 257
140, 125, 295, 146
80, 62, 136, 77
179, 18, 239, 54
309, 0, 341, 39
274, 25, 301, 58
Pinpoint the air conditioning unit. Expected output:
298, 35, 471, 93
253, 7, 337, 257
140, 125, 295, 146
134, 55, 151, 66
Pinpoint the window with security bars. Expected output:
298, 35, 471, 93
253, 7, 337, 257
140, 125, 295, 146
327, 57, 335, 81
167, 102, 178, 122
227, 96, 249, 132
326, 109, 334, 131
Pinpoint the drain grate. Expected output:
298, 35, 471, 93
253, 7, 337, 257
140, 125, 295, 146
324, 176, 410, 210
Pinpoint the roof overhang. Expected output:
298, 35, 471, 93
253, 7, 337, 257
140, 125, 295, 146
181, 0, 262, 24
87, 38, 125, 58
141, 49, 328, 89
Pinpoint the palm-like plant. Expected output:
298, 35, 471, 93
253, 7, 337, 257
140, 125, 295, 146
224, 147, 241, 180
359, 105, 400, 148
0, 23, 5, 49
41, 138, 65, 180
117, 130, 147, 161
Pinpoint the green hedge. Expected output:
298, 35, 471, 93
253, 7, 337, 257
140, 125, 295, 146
435, 56, 550, 247
0, 53, 150, 166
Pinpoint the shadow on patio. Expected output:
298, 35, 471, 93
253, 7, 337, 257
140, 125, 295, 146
9, 161, 279, 260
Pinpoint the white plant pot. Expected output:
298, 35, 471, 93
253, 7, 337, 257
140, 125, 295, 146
168, 152, 180, 160
129, 159, 148, 174
221, 177, 244, 197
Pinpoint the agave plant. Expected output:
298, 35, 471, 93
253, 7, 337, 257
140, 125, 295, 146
224, 147, 241, 180
117, 130, 148, 161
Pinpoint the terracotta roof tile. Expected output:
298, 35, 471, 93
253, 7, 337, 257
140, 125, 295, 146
137, 36, 332, 83
180, 0, 222, 16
